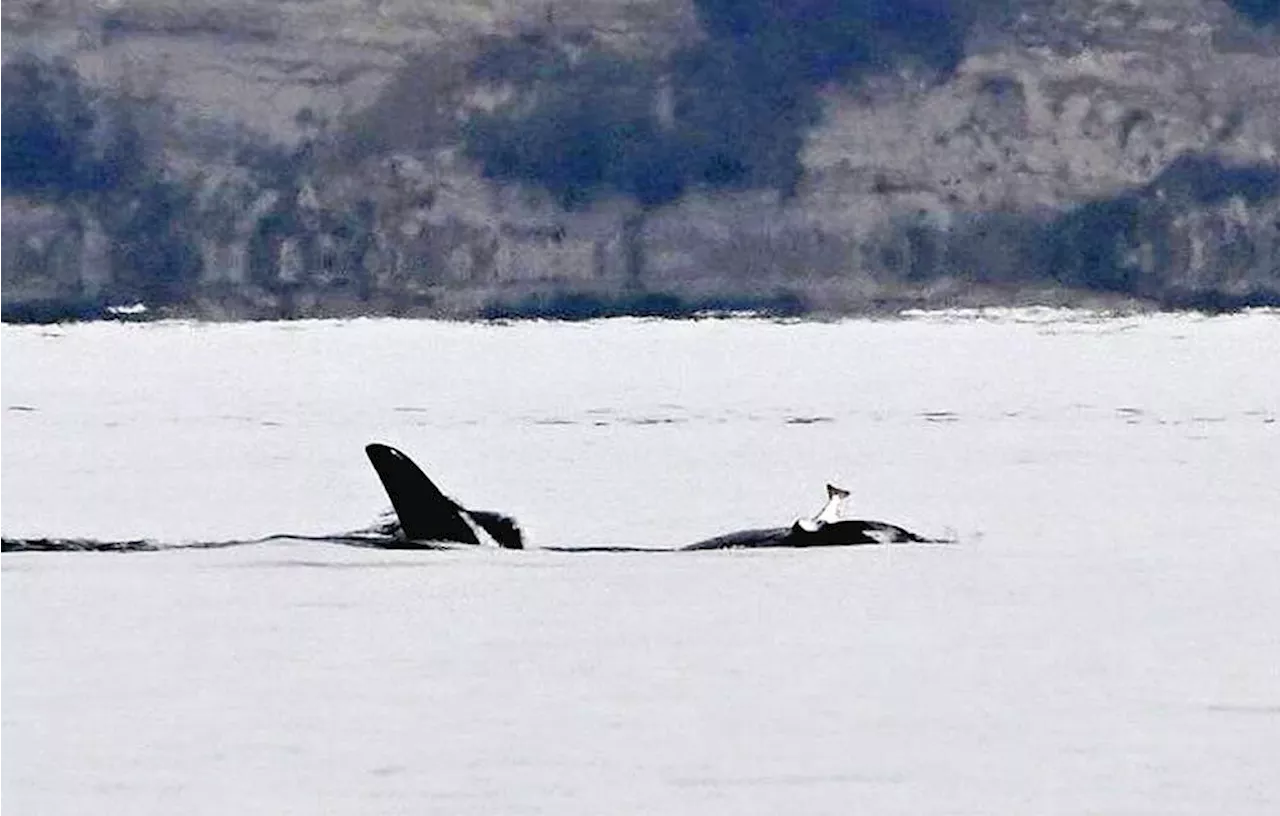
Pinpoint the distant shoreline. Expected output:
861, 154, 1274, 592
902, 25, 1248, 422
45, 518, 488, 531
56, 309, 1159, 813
5, 282, 1277, 325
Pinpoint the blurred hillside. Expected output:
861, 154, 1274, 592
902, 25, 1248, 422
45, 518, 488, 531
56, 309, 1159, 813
3, 0, 1278, 320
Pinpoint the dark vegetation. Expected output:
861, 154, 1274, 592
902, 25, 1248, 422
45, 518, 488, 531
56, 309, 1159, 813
3, 53, 202, 308
0, 299, 119, 324
859, 153, 1280, 309
0, 54, 128, 194
480, 289, 808, 320
464, 41, 686, 208
690, 0, 986, 81
462, 0, 999, 207
1225, 0, 1280, 26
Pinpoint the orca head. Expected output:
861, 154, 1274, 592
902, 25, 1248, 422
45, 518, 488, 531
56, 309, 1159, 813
795, 517, 822, 533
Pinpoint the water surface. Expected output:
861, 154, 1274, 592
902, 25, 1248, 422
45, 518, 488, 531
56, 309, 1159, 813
3, 311, 1278, 814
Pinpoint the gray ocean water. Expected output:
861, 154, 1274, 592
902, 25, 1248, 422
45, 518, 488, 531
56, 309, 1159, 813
3, 311, 1279, 814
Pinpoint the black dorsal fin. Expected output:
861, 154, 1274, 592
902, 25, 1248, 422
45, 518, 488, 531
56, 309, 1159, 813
364, 444, 479, 545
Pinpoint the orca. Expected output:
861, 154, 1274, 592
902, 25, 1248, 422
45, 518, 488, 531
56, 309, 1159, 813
2, 450, 944, 553
680, 483, 945, 550
680, 519, 939, 549
364, 443, 523, 549
365, 443, 946, 551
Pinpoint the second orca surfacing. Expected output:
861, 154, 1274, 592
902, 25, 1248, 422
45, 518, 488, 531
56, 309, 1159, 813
364, 442, 951, 551
681, 483, 947, 549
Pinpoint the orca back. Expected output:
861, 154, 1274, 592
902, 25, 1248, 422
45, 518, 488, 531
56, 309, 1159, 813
468, 510, 524, 550
681, 527, 791, 550
364, 444, 480, 545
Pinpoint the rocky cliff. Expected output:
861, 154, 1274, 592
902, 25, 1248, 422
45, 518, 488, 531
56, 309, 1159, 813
3, 0, 1278, 320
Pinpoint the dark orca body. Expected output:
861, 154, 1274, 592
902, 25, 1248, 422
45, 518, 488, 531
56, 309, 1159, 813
3, 447, 942, 553
365, 444, 523, 549
365, 443, 944, 551
682, 519, 937, 550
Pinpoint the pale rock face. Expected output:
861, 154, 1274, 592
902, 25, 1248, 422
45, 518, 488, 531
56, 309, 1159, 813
1, 202, 110, 299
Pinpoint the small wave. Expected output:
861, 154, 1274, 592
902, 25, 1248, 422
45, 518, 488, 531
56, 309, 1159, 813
526, 415, 691, 427
785, 416, 834, 425
0, 537, 269, 553
0, 531, 400, 554
2, 537, 162, 553
920, 410, 960, 423
1205, 703, 1280, 716
624, 417, 684, 426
